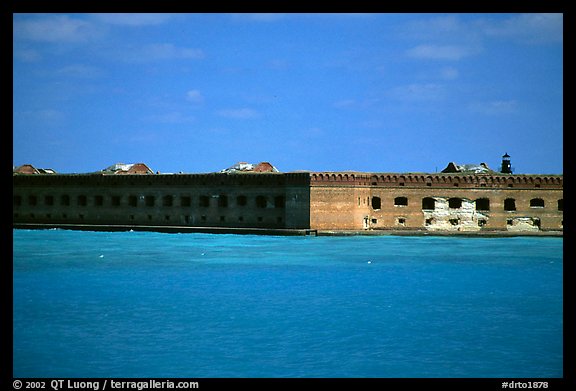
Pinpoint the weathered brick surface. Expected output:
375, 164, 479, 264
309, 173, 562, 232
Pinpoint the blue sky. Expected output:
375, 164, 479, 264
13, 13, 563, 174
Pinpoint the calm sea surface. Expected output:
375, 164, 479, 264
13, 229, 563, 378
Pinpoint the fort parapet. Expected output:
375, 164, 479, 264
13, 169, 562, 235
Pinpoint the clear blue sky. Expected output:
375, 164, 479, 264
13, 13, 563, 174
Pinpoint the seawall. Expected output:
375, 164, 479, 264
13, 223, 317, 236
13, 223, 563, 238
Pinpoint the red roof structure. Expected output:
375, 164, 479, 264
253, 162, 278, 173
13, 164, 40, 174
221, 161, 279, 173
103, 163, 154, 175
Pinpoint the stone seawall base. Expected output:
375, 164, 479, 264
13, 223, 562, 237
317, 229, 563, 237
13, 223, 317, 236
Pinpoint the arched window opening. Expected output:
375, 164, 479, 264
448, 198, 462, 209
422, 197, 435, 210
475, 198, 490, 211
504, 198, 516, 211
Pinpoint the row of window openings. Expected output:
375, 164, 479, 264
15, 213, 283, 224
15, 195, 286, 209
368, 197, 563, 211
370, 217, 557, 228
370, 217, 488, 227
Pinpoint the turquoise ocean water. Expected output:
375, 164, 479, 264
13, 229, 562, 378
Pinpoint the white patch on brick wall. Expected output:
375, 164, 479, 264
506, 217, 540, 232
423, 197, 488, 232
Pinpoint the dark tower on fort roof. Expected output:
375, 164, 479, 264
501, 153, 512, 174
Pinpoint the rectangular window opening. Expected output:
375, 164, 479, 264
394, 197, 408, 207
372, 197, 381, 210
61, 195, 70, 206
163, 196, 174, 207
218, 195, 228, 208
112, 196, 121, 207
181, 196, 191, 207
129, 195, 138, 207
200, 196, 210, 208
78, 195, 87, 207
45, 195, 54, 206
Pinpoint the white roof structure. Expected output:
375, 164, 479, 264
220, 162, 279, 173
103, 163, 135, 172
441, 162, 494, 174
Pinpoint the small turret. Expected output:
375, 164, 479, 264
501, 153, 512, 174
